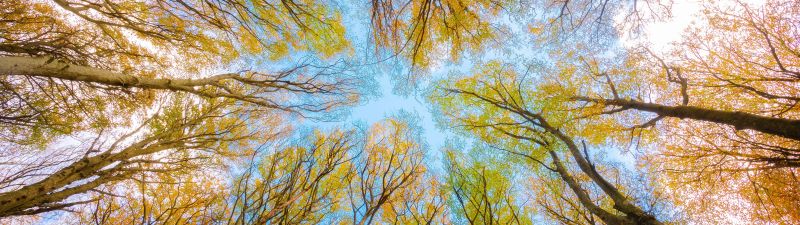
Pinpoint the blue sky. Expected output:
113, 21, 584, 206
305, 0, 644, 171
345, 75, 448, 149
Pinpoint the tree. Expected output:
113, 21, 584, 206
345, 117, 444, 225
60, 117, 447, 224
219, 129, 356, 224
444, 148, 533, 225
379, 175, 448, 225
0, 0, 359, 218
567, 1, 800, 223
430, 61, 668, 225
370, 0, 507, 72
0, 0, 356, 145
79, 172, 224, 224
527, 0, 671, 43
0, 95, 250, 217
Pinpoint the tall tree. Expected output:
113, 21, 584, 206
370, 0, 508, 74
567, 1, 800, 223
0, 95, 250, 217
345, 117, 443, 225
444, 148, 533, 225
430, 61, 669, 225
0, 0, 359, 218
0, 0, 356, 145
62, 117, 447, 224
79, 172, 224, 224
219, 129, 357, 224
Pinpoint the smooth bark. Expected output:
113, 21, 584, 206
575, 97, 800, 141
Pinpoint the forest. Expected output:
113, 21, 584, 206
1, 0, 798, 224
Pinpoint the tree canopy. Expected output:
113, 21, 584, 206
1, 0, 797, 224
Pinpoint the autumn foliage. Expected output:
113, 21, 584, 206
1, 0, 798, 224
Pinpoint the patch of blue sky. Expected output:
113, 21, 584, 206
302, 0, 643, 173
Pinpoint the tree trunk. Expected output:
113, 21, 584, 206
0, 56, 231, 91
575, 97, 800, 141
